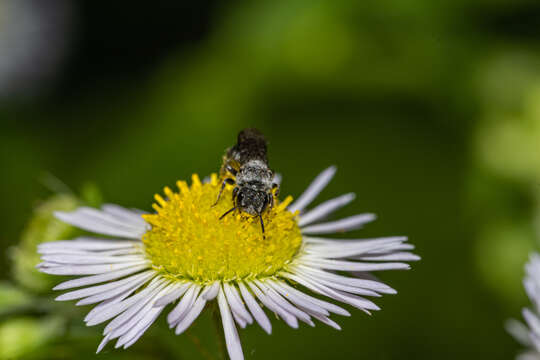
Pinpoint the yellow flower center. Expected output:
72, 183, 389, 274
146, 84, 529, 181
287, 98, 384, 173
142, 174, 302, 283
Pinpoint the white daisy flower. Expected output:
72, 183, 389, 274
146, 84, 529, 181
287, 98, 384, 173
37, 166, 419, 359
508, 253, 540, 360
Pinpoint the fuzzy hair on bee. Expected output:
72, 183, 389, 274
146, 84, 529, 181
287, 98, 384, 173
214, 128, 279, 236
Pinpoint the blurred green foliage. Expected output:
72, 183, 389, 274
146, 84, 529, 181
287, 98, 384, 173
11, 194, 80, 293
1, 0, 540, 359
0, 283, 32, 316
471, 51, 540, 304
0, 316, 64, 359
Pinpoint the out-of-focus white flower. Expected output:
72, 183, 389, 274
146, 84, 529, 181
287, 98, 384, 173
508, 253, 540, 360
0, 0, 73, 98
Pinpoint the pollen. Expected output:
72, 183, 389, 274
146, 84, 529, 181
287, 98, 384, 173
142, 174, 303, 283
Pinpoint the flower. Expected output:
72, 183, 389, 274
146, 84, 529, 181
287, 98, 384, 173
508, 253, 540, 360
37, 166, 419, 359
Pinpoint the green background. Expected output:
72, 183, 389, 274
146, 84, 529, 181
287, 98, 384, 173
1, 0, 540, 358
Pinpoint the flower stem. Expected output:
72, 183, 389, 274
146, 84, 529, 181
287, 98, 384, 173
212, 305, 227, 360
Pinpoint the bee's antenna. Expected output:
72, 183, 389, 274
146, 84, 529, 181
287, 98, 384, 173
219, 207, 236, 220
259, 214, 266, 239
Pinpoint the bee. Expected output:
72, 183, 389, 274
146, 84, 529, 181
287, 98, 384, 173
214, 128, 279, 235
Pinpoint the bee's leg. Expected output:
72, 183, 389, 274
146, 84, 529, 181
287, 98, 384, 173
213, 178, 235, 207
219, 206, 237, 220
225, 164, 238, 176
258, 195, 270, 239
268, 192, 274, 210
232, 187, 239, 206
272, 183, 280, 197
259, 214, 265, 239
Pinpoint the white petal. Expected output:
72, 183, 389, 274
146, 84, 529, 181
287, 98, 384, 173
55, 271, 155, 301
174, 294, 207, 335
101, 204, 148, 228
76, 271, 156, 306
350, 271, 381, 281
294, 264, 396, 294
315, 283, 380, 312
301, 214, 376, 235
38, 248, 87, 256
167, 284, 201, 326
108, 285, 168, 340
299, 258, 410, 271
85, 289, 132, 323
268, 280, 329, 317
288, 166, 336, 213
304, 236, 408, 258
312, 314, 341, 330
292, 267, 380, 297
86, 278, 166, 326
36, 262, 61, 269
96, 334, 112, 354
201, 281, 220, 300
247, 281, 298, 329
525, 279, 540, 310
224, 283, 253, 324
39, 237, 139, 251
266, 280, 330, 316
154, 283, 190, 307
298, 193, 356, 227
301, 237, 333, 244
365, 243, 416, 254
115, 307, 160, 348
75, 207, 141, 229
281, 272, 379, 312
42, 254, 144, 265
122, 311, 160, 349
273, 173, 282, 186
269, 280, 349, 316
40, 260, 150, 276
232, 310, 247, 328
87, 296, 131, 325
40, 247, 143, 257
355, 252, 421, 262
532, 337, 540, 353
524, 255, 540, 310
530, 333, 540, 353
55, 208, 146, 239
238, 282, 272, 334
523, 308, 540, 337
102, 279, 167, 333
516, 352, 540, 360
218, 287, 244, 360
113, 285, 171, 347
254, 280, 312, 325
393, 243, 415, 251
506, 318, 533, 346
351, 243, 414, 257
53, 264, 149, 290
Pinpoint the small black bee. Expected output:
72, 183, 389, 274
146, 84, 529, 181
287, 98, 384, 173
214, 128, 279, 235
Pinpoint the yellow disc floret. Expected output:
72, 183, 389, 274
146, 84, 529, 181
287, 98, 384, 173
142, 174, 302, 283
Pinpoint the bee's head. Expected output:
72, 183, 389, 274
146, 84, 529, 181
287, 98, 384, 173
236, 187, 269, 216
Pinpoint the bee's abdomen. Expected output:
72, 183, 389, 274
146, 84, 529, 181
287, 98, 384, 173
230, 128, 268, 164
